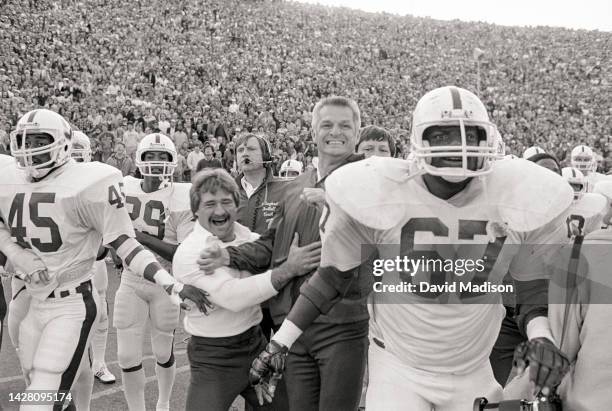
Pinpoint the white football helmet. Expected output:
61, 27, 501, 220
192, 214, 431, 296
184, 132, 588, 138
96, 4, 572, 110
522, 146, 545, 159
71, 130, 92, 162
279, 159, 302, 180
410, 86, 500, 180
10, 109, 73, 179
135, 133, 177, 178
561, 167, 589, 200
570, 145, 595, 173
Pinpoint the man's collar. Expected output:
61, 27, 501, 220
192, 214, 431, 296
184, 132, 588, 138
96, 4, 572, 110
317, 153, 364, 183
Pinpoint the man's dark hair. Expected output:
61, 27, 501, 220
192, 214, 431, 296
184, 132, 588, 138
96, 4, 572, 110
357, 125, 396, 157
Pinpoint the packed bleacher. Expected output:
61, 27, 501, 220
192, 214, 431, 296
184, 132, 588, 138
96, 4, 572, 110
1, 0, 610, 175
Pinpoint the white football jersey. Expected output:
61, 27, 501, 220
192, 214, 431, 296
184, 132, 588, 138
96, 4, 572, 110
321, 156, 573, 374
549, 228, 612, 410
0, 159, 135, 297
586, 171, 611, 190
122, 176, 193, 274
564, 193, 607, 238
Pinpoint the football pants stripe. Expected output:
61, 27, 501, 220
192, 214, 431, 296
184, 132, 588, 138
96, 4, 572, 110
56, 287, 96, 410
0, 281, 5, 352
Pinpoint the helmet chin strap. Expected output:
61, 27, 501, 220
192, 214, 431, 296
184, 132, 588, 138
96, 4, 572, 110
440, 174, 471, 183
159, 177, 172, 189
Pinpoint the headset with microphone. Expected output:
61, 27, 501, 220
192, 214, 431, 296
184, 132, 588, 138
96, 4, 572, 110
239, 134, 274, 165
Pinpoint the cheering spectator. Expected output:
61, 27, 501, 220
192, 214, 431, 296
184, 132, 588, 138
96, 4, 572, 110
106, 142, 135, 176
187, 142, 206, 180
196, 144, 223, 172
123, 122, 140, 159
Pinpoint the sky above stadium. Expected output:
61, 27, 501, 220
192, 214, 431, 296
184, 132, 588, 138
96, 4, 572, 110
296, 0, 611, 31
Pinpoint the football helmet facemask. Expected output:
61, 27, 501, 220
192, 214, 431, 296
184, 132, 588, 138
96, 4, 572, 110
561, 167, 589, 200
71, 130, 92, 163
10, 109, 73, 179
135, 133, 177, 178
411, 86, 501, 181
570, 145, 595, 173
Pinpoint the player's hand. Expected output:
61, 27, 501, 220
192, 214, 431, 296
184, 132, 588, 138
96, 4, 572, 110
14, 250, 50, 285
249, 341, 288, 405
513, 337, 570, 396
197, 237, 230, 275
177, 284, 214, 314
24, 269, 51, 286
301, 187, 325, 206
282, 233, 321, 277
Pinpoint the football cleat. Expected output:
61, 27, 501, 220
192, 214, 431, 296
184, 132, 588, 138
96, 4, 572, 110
94, 364, 116, 384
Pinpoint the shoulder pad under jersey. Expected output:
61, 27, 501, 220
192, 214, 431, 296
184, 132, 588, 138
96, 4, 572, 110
326, 157, 414, 230
122, 175, 143, 193
485, 157, 574, 232
574, 193, 607, 218
585, 227, 612, 242
0, 154, 16, 170
167, 182, 192, 212
68, 161, 124, 191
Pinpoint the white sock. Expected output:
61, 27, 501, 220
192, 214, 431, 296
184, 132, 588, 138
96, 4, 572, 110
155, 361, 175, 410
72, 350, 94, 411
92, 298, 109, 370
122, 367, 146, 411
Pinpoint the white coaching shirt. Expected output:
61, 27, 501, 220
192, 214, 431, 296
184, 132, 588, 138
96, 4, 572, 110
173, 221, 278, 338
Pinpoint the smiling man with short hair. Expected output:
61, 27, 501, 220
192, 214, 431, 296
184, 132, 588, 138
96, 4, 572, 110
173, 168, 316, 411
198, 96, 371, 411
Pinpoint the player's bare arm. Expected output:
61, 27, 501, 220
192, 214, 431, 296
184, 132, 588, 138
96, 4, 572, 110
134, 229, 178, 262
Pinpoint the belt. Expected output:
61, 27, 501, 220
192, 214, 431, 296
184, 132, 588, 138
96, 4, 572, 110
48, 280, 92, 299
373, 337, 386, 349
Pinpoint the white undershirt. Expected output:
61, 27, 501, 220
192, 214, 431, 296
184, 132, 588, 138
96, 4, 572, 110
241, 177, 257, 199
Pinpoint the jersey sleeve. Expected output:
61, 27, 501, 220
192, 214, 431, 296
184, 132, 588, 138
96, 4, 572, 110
508, 211, 568, 281
295, 194, 377, 318
77, 166, 135, 245
319, 194, 378, 272
164, 209, 195, 244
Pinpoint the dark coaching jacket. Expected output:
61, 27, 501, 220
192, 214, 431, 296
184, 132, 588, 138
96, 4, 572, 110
226, 153, 372, 325
235, 169, 289, 235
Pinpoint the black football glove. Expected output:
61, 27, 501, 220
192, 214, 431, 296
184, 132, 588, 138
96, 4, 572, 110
513, 337, 570, 396
249, 341, 288, 405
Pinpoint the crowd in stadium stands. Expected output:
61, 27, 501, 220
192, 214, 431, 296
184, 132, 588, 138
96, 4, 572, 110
0, 0, 610, 176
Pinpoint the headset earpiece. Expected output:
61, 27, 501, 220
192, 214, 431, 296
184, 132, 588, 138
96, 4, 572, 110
256, 135, 272, 163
